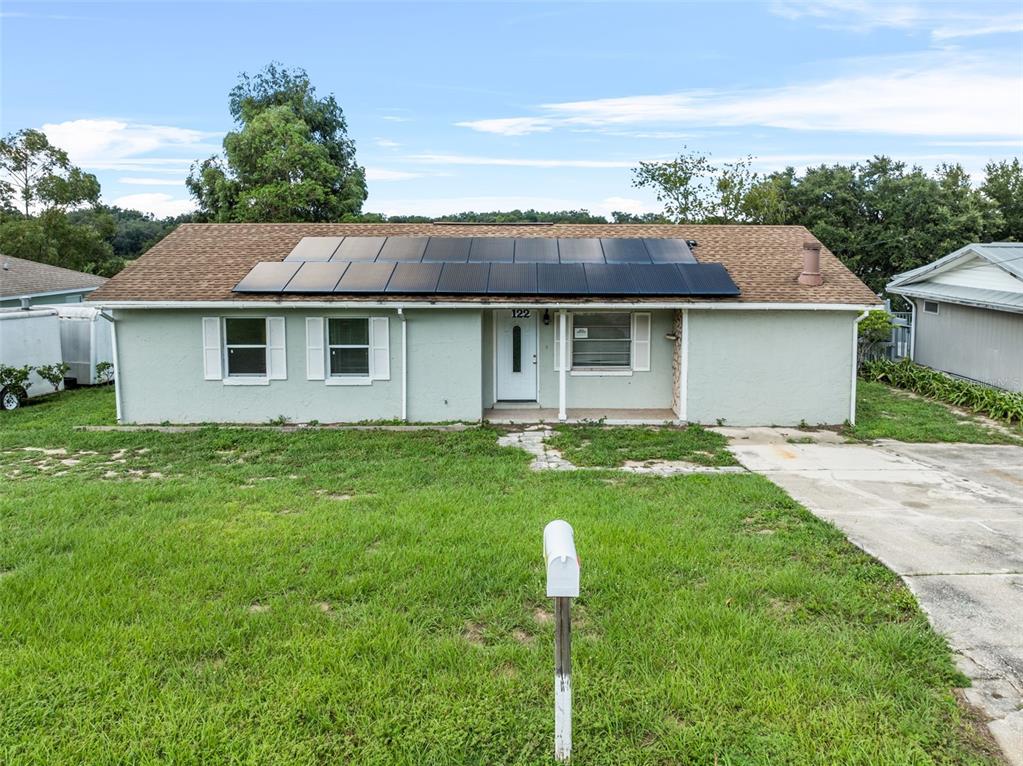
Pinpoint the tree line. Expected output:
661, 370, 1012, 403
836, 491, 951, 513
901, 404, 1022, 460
2, 62, 1020, 294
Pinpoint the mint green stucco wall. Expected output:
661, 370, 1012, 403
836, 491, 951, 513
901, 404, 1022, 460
684, 310, 856, 426
481, 309, 675, 410
114, 308, 481, 424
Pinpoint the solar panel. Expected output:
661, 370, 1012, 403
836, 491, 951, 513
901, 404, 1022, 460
678, 263, 740, 295
643, 238, 696, 264
469, 237, 514, 262
385, 263, 443, 293
437, 263, 490, 294
332, 237, 385, 262
600, 238, 651, 263
422, 237, 472, 263
487, 263, 538, 294
630, 264, 690, 295
378, 237, 428, 262
284, 262, 349, 293
334, 262, 396, 293
537, 263, 588, 294
582, 264, 638, 295
514, 238, 559, 263
233, 262, 302, 293
284, 236, 344, 262
557, 238, 604, 263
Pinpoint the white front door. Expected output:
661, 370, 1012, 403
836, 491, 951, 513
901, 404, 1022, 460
496, 310, 538, 401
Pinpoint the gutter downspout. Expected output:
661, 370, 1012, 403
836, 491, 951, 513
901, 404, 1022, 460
397, 308, 407, 422
678, 309, 690, 423
908, 299, 917, 361
98, 310, 123, 424
849, 310, 870, 426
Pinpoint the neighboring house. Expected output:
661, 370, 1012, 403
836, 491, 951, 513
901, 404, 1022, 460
888, 243, 1023, 392
0, 255, 108, 308
87, 223, 880, 426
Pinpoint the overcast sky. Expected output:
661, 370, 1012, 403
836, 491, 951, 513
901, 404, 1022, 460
2, 0, 1021, 219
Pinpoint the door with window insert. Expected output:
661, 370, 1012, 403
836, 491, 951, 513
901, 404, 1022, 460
496, 310, 537, 401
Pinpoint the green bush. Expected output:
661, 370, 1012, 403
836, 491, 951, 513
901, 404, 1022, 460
862, 358, 1023, 424
858, 310, 893, 344
37, 362, 70, 392
0, 364, 33, 393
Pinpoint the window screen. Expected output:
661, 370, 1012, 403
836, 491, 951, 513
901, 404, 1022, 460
224, 318, 267, 376
572, 313, 631, 368
328, 318, 370, 376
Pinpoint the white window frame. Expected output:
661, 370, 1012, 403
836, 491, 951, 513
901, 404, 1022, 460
324, 315, 373, 386
923, 300, 940, 315
568, 311, 635, 377
222, 316, 271, 386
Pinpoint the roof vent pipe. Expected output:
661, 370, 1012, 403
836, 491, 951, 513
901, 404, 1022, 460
798, 241, 823, 286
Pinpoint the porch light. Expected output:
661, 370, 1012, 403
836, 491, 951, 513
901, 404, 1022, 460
543, 309, 551, 326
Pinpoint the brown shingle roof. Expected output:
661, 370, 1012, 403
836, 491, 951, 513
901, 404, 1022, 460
88, 223, 880, 305
1, 255, 107, 299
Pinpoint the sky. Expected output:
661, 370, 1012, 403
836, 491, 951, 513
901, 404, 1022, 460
2, 0, 1022, 219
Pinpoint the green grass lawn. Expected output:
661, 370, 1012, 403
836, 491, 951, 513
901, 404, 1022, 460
547, 423, 736, 468
0, 389, 1000, 765
851, 380, 1023, 444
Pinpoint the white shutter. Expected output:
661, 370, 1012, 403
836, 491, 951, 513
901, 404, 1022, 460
632, 312, 651, 372
554, 313, 571, 371
202, 317, 222, 380
370, 317, 390, 380
268, 317, 287, 380
306, 317, 325, 380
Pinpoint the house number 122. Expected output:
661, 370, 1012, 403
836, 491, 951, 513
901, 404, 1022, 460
512, 310, 531, 318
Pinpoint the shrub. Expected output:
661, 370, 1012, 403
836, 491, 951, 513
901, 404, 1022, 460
95, 361, 114, 384
0, 364, 33, 393
858, 310, 893, 344
37, 362, 71, 392
862, 358, 1023, 424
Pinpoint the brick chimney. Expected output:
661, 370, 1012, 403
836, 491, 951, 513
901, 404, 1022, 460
798, 241, 823, 286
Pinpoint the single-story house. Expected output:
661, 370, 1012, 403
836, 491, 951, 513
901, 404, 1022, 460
888, 242, 1023, 392
86, 223, 880, 426
0, 255, 108, 308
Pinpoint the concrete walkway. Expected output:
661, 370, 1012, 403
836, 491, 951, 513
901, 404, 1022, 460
720, 427, 1023, 764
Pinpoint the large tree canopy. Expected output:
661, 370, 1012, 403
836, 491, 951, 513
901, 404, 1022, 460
0, 129, 100, 216
187, 63, 367, 222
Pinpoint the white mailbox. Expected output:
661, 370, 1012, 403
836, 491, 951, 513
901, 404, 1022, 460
543, 520, 580, 598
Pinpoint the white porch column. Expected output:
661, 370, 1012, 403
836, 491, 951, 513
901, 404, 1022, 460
558, 310, 567, 421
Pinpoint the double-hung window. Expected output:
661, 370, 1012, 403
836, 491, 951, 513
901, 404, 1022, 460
224, 318, 268, 377
571, 313, 632, 369
328, 318, 370, 377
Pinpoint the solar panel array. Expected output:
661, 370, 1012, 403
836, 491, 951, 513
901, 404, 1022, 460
282, 236, 700, 264
236, 236, 739, 297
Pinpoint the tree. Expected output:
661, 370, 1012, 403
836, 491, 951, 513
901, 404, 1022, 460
632, 148, 716, 223
187, 63, 367, 222
0, 209, 120, 275
0, 129, 100, 215
981, 159, 1023, 240
740, 156, 1002, 293
70, 205, 191, 260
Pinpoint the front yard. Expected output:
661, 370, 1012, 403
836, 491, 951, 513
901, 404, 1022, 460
0, 389, 1001, 764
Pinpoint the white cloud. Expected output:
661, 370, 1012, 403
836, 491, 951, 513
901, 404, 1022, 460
769, 0, 1023, 41
381, 115, 412, 123
457, 55, 1023, 138
365, 168, 424, 181
366, 195, 658, 219
41, 119, 217, 171
118, 177, 188, 186
374, 138, 402, 149
406, 153, 637, 169
111, 193, 194, 218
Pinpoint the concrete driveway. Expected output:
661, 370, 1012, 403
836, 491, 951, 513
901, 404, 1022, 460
721, 428, 1023, 764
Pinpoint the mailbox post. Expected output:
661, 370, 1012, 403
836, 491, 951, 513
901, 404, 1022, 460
543, 520, 579, 762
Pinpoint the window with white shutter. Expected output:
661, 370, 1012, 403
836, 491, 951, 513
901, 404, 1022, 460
370, 317, 390, 380
267, 317, 287, 380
